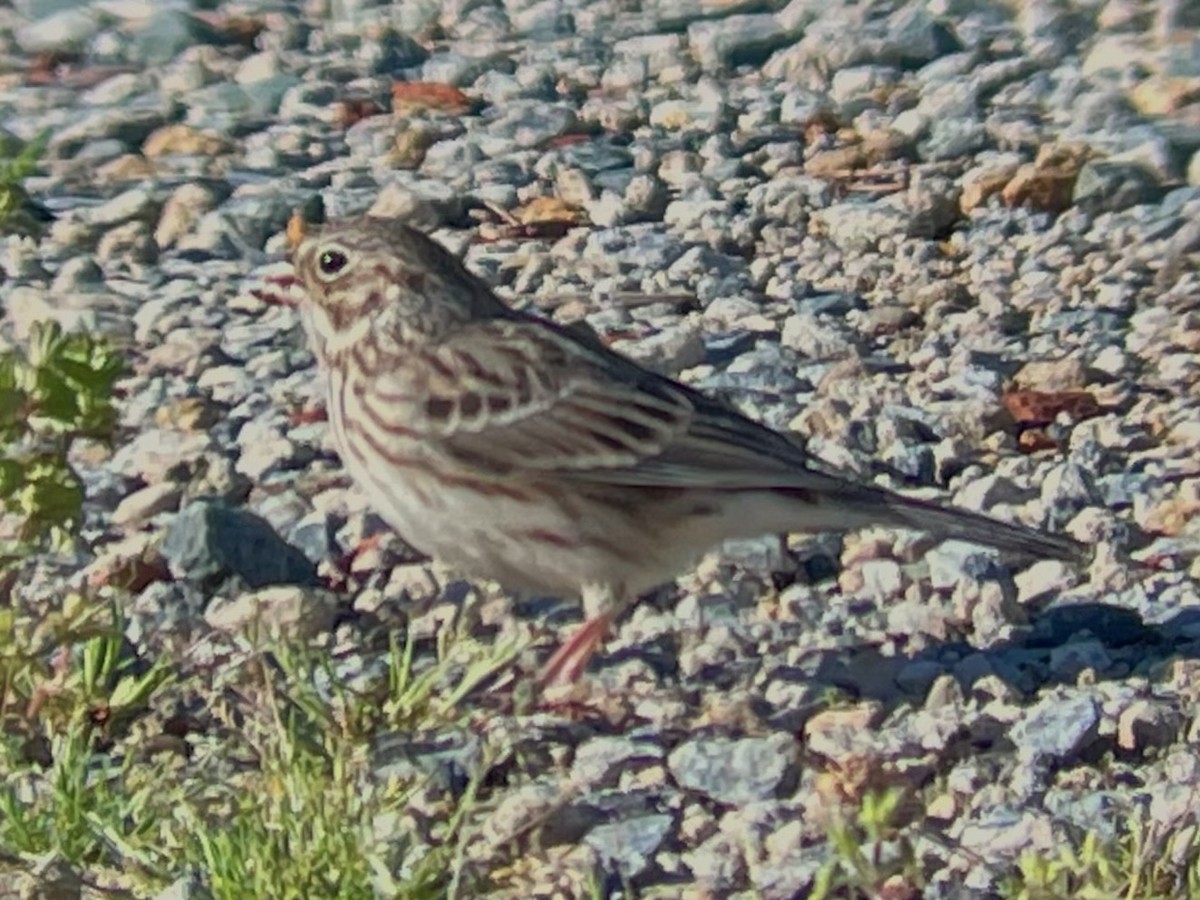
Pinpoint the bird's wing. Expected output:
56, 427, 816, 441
375, 315, 1092, 564
399, 316, 846, 491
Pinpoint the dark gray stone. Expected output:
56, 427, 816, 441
162, 500, 320, 589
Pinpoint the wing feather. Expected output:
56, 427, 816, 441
378, 317, 850, 492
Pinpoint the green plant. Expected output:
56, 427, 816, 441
1004, 813, 1200, 899
811, 786, 924, 899
0, 320, 125, 560
0, 129, 52, 238
0, 599, 173, 869
0, 595, 167, 733
0, 608, 517, 898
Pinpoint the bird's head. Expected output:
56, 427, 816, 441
263, 214, 506, 364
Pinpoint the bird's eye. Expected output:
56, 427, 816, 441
318, 248, 348, 276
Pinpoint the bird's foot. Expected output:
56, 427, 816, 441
537, 611, 615, 688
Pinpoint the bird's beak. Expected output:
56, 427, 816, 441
286, 210, 310, 251
252, 208, 318, 307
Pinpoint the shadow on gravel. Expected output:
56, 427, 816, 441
799, 599, 1193, 713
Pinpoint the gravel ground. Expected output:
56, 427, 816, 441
2, 0, 1200, 896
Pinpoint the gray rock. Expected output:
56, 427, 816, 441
957, 807, 1057, 860
613, 33, 688, 78
162, 500, 321, 589
919, 117, 988, 160
896, 659, 946, 696
15, 8, 102, 53
357, 29, 428, 74
50, 255, 104, 290
1027, 602, 1151, 648
112, 483, 183, 527
1010, 691, 1102, 763
1073, 161, 1165, 214
128, 11, 228, 66
52, 102, 178, 158
814, 201, 910, 253
780, 312, 860, 359
882, 4, 960, 65
650, 94, 732, 134
623, 173, 669, 223
688, 14, 799, 72
1116, 699, 1183, 755
668, 735, 798, 805
205, 585, 341, 638
585, 812, 675, 879
685, 831, 747, 889
830, 65, 900, 108
571, 735, 665, 787
289, 512, 338, 565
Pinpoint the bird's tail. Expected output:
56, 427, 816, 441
813, 483, 1091, 566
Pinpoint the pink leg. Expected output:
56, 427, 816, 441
538, 609, 617, 687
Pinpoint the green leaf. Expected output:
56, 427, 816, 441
0, 314, 123, 565
26, 320, 64, 368
33, 367, 81, 425
16, 461, 83, 542
0, 458, 25, 497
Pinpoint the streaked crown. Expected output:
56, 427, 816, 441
289, 215, 509, 360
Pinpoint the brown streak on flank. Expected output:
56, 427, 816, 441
347, 421, 422, 472
532, 500, 628, 558
438, 471, 533, 501
351, 415, 529, 502
395, 471, 433, 508
367, 381, 417, 404
359, 395, 422, 439
521, 528, 578, 549
346, 424, 434, 506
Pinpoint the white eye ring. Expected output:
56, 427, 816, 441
315, 244, 352, 282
